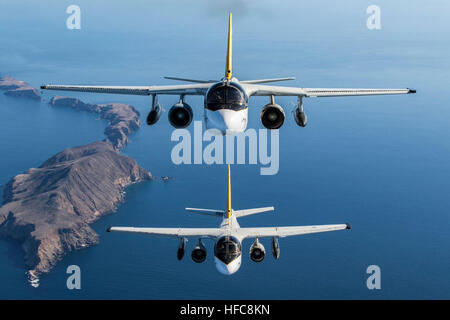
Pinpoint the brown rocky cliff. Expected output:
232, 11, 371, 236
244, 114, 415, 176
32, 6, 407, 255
0, 141, 151, 276
0, 76, 41, 100
49, 96, 140, 150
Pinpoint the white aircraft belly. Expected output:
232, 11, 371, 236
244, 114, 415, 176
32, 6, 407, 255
214, 256, 242, 275
205, 108, 248, 135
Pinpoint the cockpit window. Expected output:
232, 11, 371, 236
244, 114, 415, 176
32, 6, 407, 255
206, 84, 247, 111
214, 236, 241, 264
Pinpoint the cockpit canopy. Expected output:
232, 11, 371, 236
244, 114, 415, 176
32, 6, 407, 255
206, 83, 247, 111
214, 236, 242, 264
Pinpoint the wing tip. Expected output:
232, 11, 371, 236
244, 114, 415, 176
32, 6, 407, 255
107, 226, 112, 232
40, 85, 47, 90
345, 223, 351, 230
407, 88, 417, 94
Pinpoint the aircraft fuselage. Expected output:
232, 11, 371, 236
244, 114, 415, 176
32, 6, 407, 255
204, 80, 249, 135
212, 215, 244, 275
214, 234, 242, 275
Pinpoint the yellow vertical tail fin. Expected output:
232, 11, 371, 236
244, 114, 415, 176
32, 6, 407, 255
226, 164, 232, 218
225, 13, 232, 80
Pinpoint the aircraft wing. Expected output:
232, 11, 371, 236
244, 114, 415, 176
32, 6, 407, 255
107, 226, 223, 238
244, 83, 415, 97
302, 88, 415, 97
235, 223, 350, 239
40, 83, 213, 96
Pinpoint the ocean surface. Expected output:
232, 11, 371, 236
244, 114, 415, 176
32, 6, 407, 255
0, 0, 449, 299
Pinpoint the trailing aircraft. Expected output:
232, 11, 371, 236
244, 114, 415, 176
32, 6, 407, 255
107, 165, 351, 275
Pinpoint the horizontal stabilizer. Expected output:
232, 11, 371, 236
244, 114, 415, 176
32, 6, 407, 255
164, 77, 217, 83
240, 77, 295, 84
185, 208, 224, 217
234, 207, 274, 218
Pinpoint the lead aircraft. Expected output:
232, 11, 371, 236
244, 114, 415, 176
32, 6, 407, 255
41, 13, 415, 135
107, 165, 351, 275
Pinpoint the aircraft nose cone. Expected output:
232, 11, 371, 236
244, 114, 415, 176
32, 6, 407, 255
214, 256, 241, 275
205, 109, 247, 135
219, 109, 240, 131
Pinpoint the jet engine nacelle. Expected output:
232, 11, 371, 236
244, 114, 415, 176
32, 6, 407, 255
191, 239, 207, 263
168, 102, 193, 129
249, 239, 266, 262
260, 103, 285, 129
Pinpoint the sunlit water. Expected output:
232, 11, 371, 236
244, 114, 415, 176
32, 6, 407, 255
0, 1, 449, 299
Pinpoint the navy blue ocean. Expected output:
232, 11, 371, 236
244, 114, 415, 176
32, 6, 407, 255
0, 1, 449, 299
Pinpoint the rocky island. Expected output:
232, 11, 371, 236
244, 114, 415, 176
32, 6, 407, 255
49, 96, 141, 150
0, 76, 41, 100
0, 141, 151, 278
0, 91, 151, 281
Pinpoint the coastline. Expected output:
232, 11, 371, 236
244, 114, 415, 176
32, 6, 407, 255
0, 78, 151, 282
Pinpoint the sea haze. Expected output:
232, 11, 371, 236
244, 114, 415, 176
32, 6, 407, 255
0, 0, 449, 299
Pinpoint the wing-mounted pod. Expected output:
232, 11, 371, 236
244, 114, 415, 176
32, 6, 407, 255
293, 96, 307, 127
177, 237, 186, 260
146, 94, 163, 125
168, 95, 193, 129
271, 237, 280, 260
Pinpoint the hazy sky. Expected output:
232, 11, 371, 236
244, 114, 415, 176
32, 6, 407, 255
1, 0, 448, 89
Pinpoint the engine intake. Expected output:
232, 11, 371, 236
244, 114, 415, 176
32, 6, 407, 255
191, 239, 207, 263
260, 103, 285, 129
168, 102, 193, 128
249, 239, 266, 262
